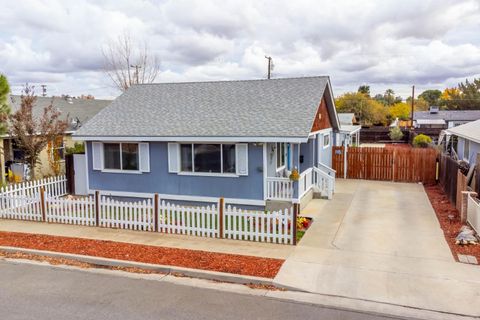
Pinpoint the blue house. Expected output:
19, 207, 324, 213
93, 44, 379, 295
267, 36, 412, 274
73, 77, 340, 209
445, 119, 480, 164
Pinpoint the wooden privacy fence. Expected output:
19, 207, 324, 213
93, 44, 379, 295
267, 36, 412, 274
332, 146, 438, 184
0, 189, 297, 245
438, 153, 460, 205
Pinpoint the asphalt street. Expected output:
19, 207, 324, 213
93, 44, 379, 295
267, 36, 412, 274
0, 260, 410, 320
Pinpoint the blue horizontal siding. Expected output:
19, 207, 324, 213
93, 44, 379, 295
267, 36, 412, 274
87, 142, 264, 200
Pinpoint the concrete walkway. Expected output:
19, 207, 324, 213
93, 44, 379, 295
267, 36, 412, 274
0, 220, 293, 260
274, 180, 480, 317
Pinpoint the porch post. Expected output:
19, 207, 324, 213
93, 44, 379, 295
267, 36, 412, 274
263, 143, 267, 201
292, 143, 300, 202
0, 138, 5, 185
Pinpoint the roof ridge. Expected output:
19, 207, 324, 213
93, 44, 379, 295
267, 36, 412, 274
130, 75, 330, 87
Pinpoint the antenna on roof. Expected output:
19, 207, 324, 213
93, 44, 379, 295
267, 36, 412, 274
265, 56, 273, 79
41, 84, 47, 97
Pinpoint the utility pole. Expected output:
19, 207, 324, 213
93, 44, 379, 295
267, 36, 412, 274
264, 56, 273, 79
130, 65, 141, 84
410, 85, 415, 128
40, 84, 47, 97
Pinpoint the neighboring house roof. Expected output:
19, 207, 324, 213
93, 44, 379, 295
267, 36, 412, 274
445, 119, 480, 144
338, 113, 355, 125
339, 125, 361, 134
74, 76, 340, 142
413, 110, 480, 122
8, 95, 111, 133
416, 119, 446, 125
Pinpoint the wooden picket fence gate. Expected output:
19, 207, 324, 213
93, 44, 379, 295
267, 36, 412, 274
0, 189, 297, 245
332, 146, 438, 184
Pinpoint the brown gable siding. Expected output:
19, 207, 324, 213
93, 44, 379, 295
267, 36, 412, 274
311, 96, 332, 132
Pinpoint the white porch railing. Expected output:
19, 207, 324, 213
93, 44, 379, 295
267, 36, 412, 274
267, 166, 335, 202
266, 177, 294, 201
313, 167, 334, 200
298, 168, 314, 199
317, 162, 336, 192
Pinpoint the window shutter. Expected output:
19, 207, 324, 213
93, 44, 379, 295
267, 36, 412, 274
92, 142, 103, 171
168, 143, 180, 173
139, 143, 150, 172
235, 143, 248, 176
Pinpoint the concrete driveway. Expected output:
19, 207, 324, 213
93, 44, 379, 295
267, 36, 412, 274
274, 180, 480, 317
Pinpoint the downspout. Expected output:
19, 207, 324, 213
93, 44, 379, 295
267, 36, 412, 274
344, 141, 348, 179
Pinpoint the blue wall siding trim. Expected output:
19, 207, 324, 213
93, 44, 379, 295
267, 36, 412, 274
87, 142, 264, 200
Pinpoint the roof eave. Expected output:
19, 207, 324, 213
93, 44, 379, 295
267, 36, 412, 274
72, 135, 309, 143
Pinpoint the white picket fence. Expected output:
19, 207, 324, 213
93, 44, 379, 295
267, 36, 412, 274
0, 190, 296, 244
467, 193, 480, 235
224, 205, 293, 244
46, 195, 96, 226
159, 201, 218, 237
0, 176, 67, 198
99, 196, 154, 231
0, 194, 42, 221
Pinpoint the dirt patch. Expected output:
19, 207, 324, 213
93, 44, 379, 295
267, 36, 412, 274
0, 231, 284, 278
424, 185, 480, 262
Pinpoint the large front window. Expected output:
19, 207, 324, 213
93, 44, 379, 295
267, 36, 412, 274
181, 144, 236, 174
104, 143, 139, 171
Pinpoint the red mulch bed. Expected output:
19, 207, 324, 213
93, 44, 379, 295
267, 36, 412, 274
424, 184, 480, 262
0, 231, 284, 278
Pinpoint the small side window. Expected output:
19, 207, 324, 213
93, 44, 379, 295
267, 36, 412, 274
323, 134, 330, 148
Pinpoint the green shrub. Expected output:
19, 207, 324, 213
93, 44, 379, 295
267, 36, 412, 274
413, 134, 432, 148
66, 142, 85, 154
388, 126, 404, 141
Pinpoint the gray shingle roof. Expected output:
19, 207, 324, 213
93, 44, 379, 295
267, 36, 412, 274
8, 95, 111, 131
413, 110, 480, 122
446, 119, 480, 144
74, 76, 338, 140
338, 113, 355, 125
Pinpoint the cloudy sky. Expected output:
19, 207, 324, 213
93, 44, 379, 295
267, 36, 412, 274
1, 0, 480, 99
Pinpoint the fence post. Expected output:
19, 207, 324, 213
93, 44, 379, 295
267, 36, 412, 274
292, 203, 299, 245
219, 197, 224, 238
95, 191, 100, 226
40, 187, 46, 222
154, 193, 159, 232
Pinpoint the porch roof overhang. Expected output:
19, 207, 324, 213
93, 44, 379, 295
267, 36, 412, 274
339, 125, 361, 135
72, 135, 310, 143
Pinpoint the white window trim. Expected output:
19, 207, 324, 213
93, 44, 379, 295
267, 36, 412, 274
178, 172, 239, 178
323, 133, 331, 149
179, 143, 237, 176
102, 142, 140, 173
50, 139, 66, 162
101, 169, 142, 174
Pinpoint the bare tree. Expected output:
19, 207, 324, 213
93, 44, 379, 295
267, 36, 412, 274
9, 84, 68, 180
102, 33, 160, 91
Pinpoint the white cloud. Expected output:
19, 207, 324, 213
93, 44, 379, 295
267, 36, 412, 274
0, 0, 479, 98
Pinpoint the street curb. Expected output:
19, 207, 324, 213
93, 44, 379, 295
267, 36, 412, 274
0, 246, 284, 288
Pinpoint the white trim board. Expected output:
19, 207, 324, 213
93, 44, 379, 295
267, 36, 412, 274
88, 189, 265, 206
73, 136, 308, 143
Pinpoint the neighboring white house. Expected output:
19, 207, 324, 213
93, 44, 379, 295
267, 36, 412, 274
414, 106, 480, 129
335, 113, 361, 146
443, 119, 480, 164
